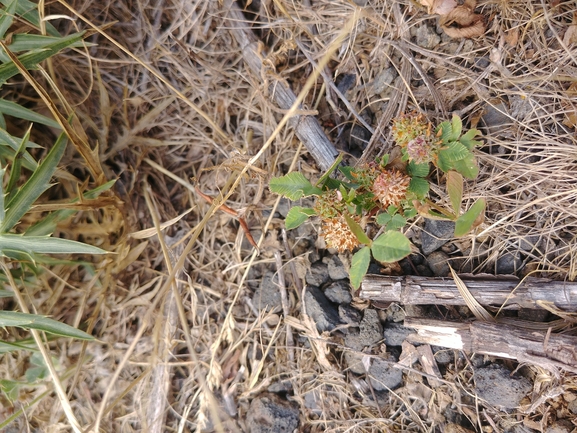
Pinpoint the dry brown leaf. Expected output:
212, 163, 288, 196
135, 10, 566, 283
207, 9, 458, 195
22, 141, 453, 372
562, 12, 577, 46
442, 18, 485, 39
435, 0, 485, 39
504, 28, 519, 47
419, 0, 458, 15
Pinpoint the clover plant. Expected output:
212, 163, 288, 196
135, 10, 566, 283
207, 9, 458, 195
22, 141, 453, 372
270, 113, 485, 288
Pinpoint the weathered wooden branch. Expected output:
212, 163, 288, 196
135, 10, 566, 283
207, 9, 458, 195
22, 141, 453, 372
405, 317, 577, 374
223, 0, 338, 171
360, 274, 577, 310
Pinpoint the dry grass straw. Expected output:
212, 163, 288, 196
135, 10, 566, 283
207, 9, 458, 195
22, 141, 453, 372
2, 0, 577, 431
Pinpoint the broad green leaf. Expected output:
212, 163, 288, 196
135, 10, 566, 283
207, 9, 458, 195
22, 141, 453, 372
387, 214, 407, 231
269, 172, 322, 200
440, 141, 469, 162
0, 289, 12, 298
408, 177, 429, 199
446, 170, 463, 214
376, 213, 392, 226
0, 0, 17, 40
0, 32, 85, 85
285, 206, 315, 230
0, 378, 20, 401
437, 148, 453, 172
317, 153, 343, 187
459, 128, 482, 150
454, 199, 486, 236
344, 213, 371, 245
0, 234, 106, 255
0, 98, 60, 128
339, 165, 356, 182
452, 154, 479, 179
407, 160, 430, 177
437, 121, 452, 143
450, 115, 462, 141
404, 207, 417, 219
1, 132, 66, 232
350, 247, 370, 289
372, 231, 411, 263
0, 310, 94, 340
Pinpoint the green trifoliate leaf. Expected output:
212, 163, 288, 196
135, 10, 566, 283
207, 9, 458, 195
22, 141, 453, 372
371, 231, 411, 263
285, 206, 315, 230
269, 172, 322, 200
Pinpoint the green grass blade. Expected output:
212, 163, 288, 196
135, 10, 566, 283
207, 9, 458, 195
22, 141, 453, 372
0, 310, 94, 340
0, 31, 84, 85
0, 234, 107, 255
5, 124, 31, 202
0, 166, 4, 225
25, 179, 117, 236
0, 0, 59, 36
1, 132, 66, 232
0, 127, 38, 168
0, 98, 60, 128
0, 0, 17, 40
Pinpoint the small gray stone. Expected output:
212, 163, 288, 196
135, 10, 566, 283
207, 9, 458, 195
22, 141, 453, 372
383, 322, 414, 347
496, 252, 524, 274
324, 255, 349, 280
545, 421, 572, 433
267, 380, 292, 393
421, 219, 455, 255
372, 67, 396, 95
304, 286, 341, 332
305, 261, 330, 287
474, 365, 532, 409
384, 303, 405, 323
368, 355, 403, 391
481, 102, 512, 134
359, 309, 383, 346
412, 24, 441, 49
324, 280, 352, 304
432, 346, 454, 365
427, 251, 450, 277
339, 304, 362, 325
246, 394, 299, 433
344, 309, 384, 374
518, 234, 542, 252
252, 272, 282, 311
567, 397, 577, 415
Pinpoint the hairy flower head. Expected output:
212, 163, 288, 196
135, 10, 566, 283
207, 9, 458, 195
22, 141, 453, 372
391, 112, 430, 147
406, 135, 435, 164
321, 215, 361, 253
372, 170, 411, 209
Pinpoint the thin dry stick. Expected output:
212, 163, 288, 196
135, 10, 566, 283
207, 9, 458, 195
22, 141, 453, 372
1, 261, 83, 433
194, 187, 258, 250
274, 251, 295, 362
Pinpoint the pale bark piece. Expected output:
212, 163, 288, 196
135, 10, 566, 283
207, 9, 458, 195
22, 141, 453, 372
360, 274, 577, 311
405, 317, 577, 374
223, 0, 338, 171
